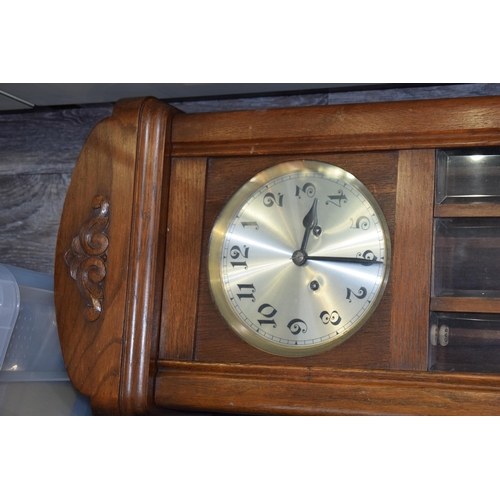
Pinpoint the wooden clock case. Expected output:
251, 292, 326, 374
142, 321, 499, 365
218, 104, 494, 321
54, 95, 500, 415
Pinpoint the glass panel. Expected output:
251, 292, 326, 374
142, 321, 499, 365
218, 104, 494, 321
433, 218, 500, 298
429, 312, 500, 373
436, 148, 500, 204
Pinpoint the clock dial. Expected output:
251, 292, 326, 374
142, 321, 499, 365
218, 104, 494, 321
208, 160, 391, 357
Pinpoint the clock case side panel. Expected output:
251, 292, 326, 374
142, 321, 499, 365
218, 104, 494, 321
54, 97, 178, 415
194, 152, 398, 369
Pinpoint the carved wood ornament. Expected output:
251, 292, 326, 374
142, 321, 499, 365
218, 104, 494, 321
64, 195, 109, 322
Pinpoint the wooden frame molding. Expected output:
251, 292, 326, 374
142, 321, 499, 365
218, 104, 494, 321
119, 98, 177, 415
171, 97, 500, 157
156, 361, 500, 415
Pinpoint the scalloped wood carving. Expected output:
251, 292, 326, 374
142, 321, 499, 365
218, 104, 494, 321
64, 195, 109, 322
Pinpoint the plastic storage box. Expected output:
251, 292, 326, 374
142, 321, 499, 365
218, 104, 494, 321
0, 264, 92, 415
0, 265, 20, 369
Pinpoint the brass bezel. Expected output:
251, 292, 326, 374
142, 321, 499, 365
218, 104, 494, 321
208, 160, 392, 357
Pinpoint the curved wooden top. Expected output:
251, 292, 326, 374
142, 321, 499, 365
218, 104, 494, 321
54, 97, 177, 414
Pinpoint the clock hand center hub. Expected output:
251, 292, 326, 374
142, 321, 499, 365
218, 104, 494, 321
292, 249, 308, 266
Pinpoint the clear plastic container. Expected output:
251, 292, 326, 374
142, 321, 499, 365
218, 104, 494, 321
0, 264, 66, 378
0, 264, 92, 415
0, 265, 20, 369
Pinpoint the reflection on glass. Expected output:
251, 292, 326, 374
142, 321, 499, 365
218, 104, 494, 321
429, 312, 500, 373
436, 148, 500, 204
433, 218, 500, 298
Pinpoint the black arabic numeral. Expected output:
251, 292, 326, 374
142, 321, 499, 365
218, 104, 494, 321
320, 310, 342, 326
237, 284, 256, 301
346, 287, 367, 303
263, 192, 284, 208
320, 311, 330, 324
257, 303, 278, 328
350, 216, 370, 230
287, 318, 308, 335
230, 245, 249, 268
355, 249, 377, 266
326, 189, 348, 207
330, 311, 342, 326
241, 221, 259, 230
295, 182, 316, 199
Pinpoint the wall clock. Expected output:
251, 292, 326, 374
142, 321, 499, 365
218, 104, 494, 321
208, 160, 391, 357
54, 96, 500, 415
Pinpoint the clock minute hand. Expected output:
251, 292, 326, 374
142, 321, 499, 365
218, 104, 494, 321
307, 255, 383, 265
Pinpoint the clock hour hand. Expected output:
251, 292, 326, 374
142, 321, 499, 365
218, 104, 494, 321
299, 198, 318, 253
292, 198, 318, 266
307, 255, 383, 265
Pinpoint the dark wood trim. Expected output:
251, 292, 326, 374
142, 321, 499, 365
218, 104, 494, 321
155, 360, 500, 415
431, 297, 500, 313
389, 150, 435, 370
434, 203, 500, 218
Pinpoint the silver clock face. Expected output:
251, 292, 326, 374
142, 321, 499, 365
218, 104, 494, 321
208, 160, 391, 357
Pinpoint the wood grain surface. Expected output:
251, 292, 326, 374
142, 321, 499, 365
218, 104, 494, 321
0, 173, 71, 273
119, 99, 178, 415
434, 203, 500, 218
431, 297, 500, 313
54, 98, 178, 414
156, 360, 500, 415
0, 105, 113, 175
171, 96, 500, 157
389, 150, 435, 370
0, 105, 112, 274
160, 157, 208, 360
54, 101, 140, 414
